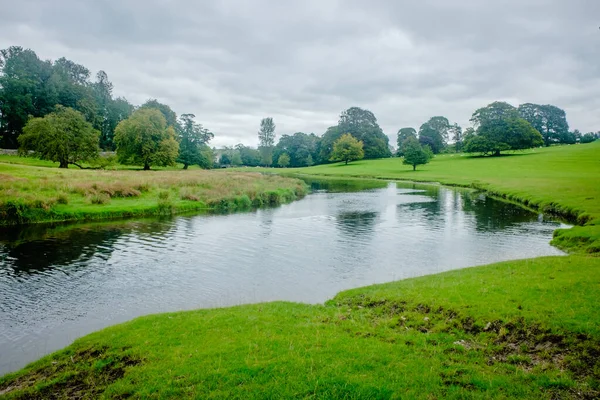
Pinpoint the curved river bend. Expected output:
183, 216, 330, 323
0, 181, 566, 374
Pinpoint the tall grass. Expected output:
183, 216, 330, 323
0, 163, 308, 225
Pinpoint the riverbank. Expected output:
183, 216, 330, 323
0, 159, 308, 225
1, 255, 598, 398
291, 143, 600, 254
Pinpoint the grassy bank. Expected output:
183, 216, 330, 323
1, 255, 598, 399
292, 143, 600, 254
0, 159, 307, 225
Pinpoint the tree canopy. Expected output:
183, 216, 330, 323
114, 108, 179, 170
470, 101, 519, 128
337, 107, 391, 159
18, 106, 100, 168
397, 127, 416, 156
518, 103, 569, 147
274, 132, 319, 168
402, 136, 433, 170
258, 117, 276, 166
330, 133, 364, 165
177, 113, 214, 169
464, 117, 543, 156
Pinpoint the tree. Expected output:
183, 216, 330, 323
258, 117, 276, 166
177, 113, 214, 169
114, 108, 179, 170
318, 125, 343, 163
449, 123, 463, 152
397, 127, 416, 156
277, 153, 290, 168
426, 116, 451, 143
418, 123, 444, 154
273, 132, 320, 167
470, 101, 519, 128
18, 106, 99, 168
581, 132, 597, 144
140, 99, 178, 127
337, 107, 391, 159
518, 103, 569, 146
463, 118, 543, 156
402, 136, 432, 171
330, 133, 364, 165
235, 144, 262, 166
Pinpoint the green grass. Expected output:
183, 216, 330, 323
1, 256, 598, 399
289, 143, 600, 253
0, 157, 308, 225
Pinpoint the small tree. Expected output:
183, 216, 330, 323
18, 106, 100, 168
114, 108, 179, 170
177, 113, 214, 169
258, 117, 276, 166
277, 153, 290, 168
402, 136, 432, 171
330, 133, 364, 165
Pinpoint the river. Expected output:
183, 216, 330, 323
0, 180, 567, 374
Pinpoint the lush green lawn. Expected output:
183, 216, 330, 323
0, 157, 307, 225
1, 256, 598, 399
291, 143, 600, 253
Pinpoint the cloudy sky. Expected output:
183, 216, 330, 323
2, 0, 599, 146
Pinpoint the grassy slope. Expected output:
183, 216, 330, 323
1, 256, 598, 399
294, 143, 600, 253
0, 159, 307, 225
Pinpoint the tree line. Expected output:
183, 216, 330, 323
1, 46, 597, 170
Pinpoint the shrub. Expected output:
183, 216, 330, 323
87, 193, 111, 205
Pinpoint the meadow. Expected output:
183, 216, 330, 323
0, 157, 307, 225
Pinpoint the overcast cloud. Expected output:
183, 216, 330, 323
2, 0, 599, 146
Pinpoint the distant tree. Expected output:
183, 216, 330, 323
235, 144, 262, 167
258, 117, 276, 166
581, 132, 597, 143
337, 107, 391, 159
402, 136, 433, 171
18, 106, 99, 168
277, 153, 291, 168
318, 125, 343, 163
397, 127, 417, 156
274, 132, 320, 167
103, 97, 134, 150
463, 118, 543, 156
418, 123, 445, 154
140, 99, 178, 127
449, 123, 463, 152
426, 116, 451, 143
177, 113, 214, 169
518, 103, 569, 146
470, 101, 519, 128
219, 152, 231, 166
330, 133, 364, 165
114, 108, 179, 170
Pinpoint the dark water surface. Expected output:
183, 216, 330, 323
0, 181, 566, 374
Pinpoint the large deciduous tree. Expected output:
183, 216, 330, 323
470, 101, 519, 128
330, 133, 364, 165
396, 127, 416, 156
337, 107, 391, 159
114, 108, 179, 170
402, 136, 432, 171
258, 117, 276, 166
463, 117, 543, 156
18, 106, 100, 168
418, 122, 445, 154
177, 113, 214, 169
140, 99, 178, 128
518, 103, 569, 146
273, 132, 320, 168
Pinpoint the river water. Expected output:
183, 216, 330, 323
0, 181, 566, 374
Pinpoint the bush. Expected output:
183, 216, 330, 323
87, 193, 111, 205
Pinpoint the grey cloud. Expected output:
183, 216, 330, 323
1, 0, 599, 146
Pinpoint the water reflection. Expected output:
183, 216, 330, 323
0, 181, 567, 374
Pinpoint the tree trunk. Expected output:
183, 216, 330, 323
143, 163, 150, 171
494, 150, 501, 156
345, 160, 348, 165
183, 163, 189, 170
413, 164, 416, 171
59, 160, 69, 168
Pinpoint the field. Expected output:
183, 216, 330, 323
294, 142, 600, 253
1, 255, 598, 399
0, 156, 307, 225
